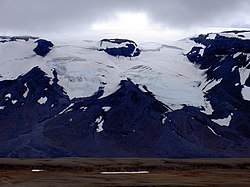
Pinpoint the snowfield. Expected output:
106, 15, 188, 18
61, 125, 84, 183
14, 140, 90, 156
0, 38, 207, 110
0, 31, 250, 158
0, 31, 250, 128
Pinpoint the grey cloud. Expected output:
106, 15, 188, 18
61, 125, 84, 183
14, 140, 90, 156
144, 0, 249, 28
0, 0, 249, 34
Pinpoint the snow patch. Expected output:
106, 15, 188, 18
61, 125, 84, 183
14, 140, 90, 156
247, 54, 250, 60
59, 103, 74, 115
233, 52, 242, 58
207, 126, 221, 137
96, 120, 104, 133
0, 40, 53, 82
242, 86, 250, 101
95, 116, 104, 132
206, 33, 217, 40
99, 41, 135, 50
239, 67, 250, 85
11, 100, 17, 104
202, 99, 214, 115
231, 66, 237, 72
95, 116, 103, 124
31, 169, 45, 172
101, 171, 149, 175
102, 106, 111, 112
219, 32, 250, 40
37, 97, 47, 104
5, 93, 11, 100
80, 106, 88, 111
0, 106, 5, 110
23, 83, 29, 98
212, 114, 232, 126
199, 48, 204, 56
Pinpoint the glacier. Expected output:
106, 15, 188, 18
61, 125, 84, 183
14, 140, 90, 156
0, 31, 249, 158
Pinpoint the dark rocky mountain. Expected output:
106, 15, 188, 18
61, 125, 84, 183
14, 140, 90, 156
187, 32, 250, 138
33, 39, 54, 57
0, 36, 39, 43
0, 33, 249, 158
98, 38, 141, 57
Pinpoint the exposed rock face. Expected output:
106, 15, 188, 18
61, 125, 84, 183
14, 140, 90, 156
0, 66, 249, 158
0, 33, 250, 158
187, 32, 250, 139
0, 36, 39, 43
99, 39, 141, 57
33, 39, 54, 57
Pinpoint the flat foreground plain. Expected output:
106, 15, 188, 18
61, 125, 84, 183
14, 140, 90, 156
0, 158, 249, 186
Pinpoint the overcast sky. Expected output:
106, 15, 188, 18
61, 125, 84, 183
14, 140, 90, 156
1, 0, 250, 36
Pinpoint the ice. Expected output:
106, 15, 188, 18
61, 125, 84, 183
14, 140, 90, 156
0, 37, 208, 111
219, 33, 239, 38
162, 116, 167, 124
0, 40, 53, 82
99, 40, 134, 49
139, 42, 183, 52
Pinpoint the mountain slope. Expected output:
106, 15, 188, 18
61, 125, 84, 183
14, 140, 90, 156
187, 31, 250, 136
0, 32, 249, 158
